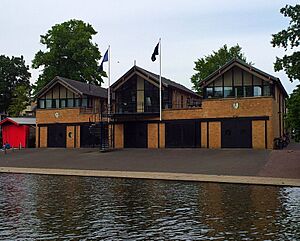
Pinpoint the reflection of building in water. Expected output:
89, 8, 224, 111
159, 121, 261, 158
0, 175, 26, 220
250, 185, 281, 238
198, 183, 282, 239
35, 175, 95, 236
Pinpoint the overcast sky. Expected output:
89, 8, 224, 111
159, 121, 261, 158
1, 0, 298, 93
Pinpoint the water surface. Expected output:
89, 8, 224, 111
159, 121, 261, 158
0, 174, 299, 240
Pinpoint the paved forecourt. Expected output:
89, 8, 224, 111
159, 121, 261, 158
0, 147, 299, 186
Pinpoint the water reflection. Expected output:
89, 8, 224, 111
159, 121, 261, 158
0, 174, 299, 240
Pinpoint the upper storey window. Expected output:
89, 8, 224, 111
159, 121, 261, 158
204, 67, 273, 99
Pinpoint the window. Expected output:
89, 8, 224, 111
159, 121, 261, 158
60, 99, 66, 108
214, 87, 223, 98
75, 99, 81, 107
206, 87, 213, 98
52, 99, 59, 108
67, 98, 74, 107
46, 99, 52, 108
235, 86, 243, 97
224, 87, 233, 98
82, 98, 88, 107
263, 84, 271, 96
187, 97, 190, 106
163, 89, 172, 109
39, 100, 45, 109
254, 86, 262, 96
244, 86, 253, 97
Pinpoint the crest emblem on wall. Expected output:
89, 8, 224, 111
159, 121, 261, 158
232, 102, 239, 109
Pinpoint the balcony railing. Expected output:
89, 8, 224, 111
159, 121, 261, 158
115, 102, 159, 114
113, 101, 201, 115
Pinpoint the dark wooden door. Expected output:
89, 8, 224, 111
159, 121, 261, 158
47, 124, 66, 148
165, 120, 200, 148
124, 122, 147, 148
221, 119, 252, 148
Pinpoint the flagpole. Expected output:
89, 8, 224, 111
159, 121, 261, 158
108, 45, 111, 122
159, 38, 162, 121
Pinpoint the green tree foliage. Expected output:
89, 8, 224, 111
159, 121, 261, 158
32, 19, 104, 93
271, 4, 300, 82
0, 55, 31, 114
286, 85, 300, 141
191, 44, 249, 93
8, 85, 30, 117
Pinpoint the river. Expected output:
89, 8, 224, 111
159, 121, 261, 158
0, 173, 299, 240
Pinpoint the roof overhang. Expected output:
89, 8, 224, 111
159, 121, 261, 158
36, 76, 83, 99
0, 118, 19, 126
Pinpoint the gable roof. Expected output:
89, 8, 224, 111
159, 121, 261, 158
36, 76, 107, 99
200, 58, 288, 97
0, 117, 36, 126
111, 65, 200, 97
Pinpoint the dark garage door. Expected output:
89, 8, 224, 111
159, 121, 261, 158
80, 124, 101, 148
124, 122, 147, 148
221, 119, 252, 148
47, 124, 66, 148
165, 120, 200, 148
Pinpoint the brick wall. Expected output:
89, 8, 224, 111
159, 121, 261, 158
159, 123, 165, 148
114, 124, 124, 148
148, 123, 158, 148
201, 122, 208, 148
209, 122, 221, 148
36, 108, 100, 124
66, 126, 75, 148
163, 97, 273, 120
39, 127, 47, 148
252, 120, 265, 149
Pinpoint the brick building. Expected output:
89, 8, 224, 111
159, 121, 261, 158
35, 76, 107, 148
35, 59, 287, 149
111, 60, 287, 149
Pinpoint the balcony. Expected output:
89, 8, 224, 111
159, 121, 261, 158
112, 102, 159, 118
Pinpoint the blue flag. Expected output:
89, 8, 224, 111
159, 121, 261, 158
98, 49, 109, 72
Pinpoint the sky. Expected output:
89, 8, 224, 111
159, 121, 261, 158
0, 0, 299, 94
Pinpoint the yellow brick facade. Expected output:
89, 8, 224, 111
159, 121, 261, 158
36, 108, 99, 148
252, 120, 265, 149
148, 123, 158, 148
209, 122, 221, 149
113, 96, 282, 149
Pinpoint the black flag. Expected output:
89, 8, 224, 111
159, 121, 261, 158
151, 42, 159, 62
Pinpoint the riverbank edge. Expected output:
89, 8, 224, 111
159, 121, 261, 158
0, 167, 299, 187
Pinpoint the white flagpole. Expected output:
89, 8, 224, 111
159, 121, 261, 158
159, 38, 162, 121
108, 45, 111, 122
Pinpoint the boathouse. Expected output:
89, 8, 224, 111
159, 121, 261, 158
35, 59, 287, 149
111, 59, 287, 149
35, 76, 107, 148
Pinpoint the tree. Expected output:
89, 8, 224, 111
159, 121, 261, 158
286, 85, 300, 141
271, 4, 300, 82
0, 55, 31, 114
32, 19, 105, 93
191, 44, 249, 93
8, 84, 30, 117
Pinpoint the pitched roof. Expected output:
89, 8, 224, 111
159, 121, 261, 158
0, 117, 36, 126
111, 65, 200, 97
36, 76, 107, 99
200, 58, 288, 97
